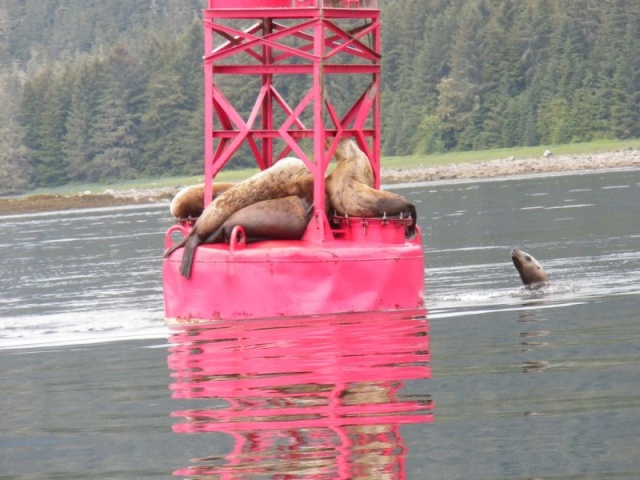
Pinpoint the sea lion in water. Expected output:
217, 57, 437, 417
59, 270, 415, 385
325, 138, 417, 237
206, 196, 313, 244
164, 157, 314, 278
170, 182, 235, 219
511, 247, 549, 288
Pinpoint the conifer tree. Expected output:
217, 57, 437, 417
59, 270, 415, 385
64, 59, 105, 182
89, 45, 144, 182
20, 67, 70, 187
0, 72, 32, 193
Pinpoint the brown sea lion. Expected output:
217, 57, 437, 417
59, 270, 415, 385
164, 157, 314, 278
169, 182, 235, 219
205, 196, 313, 244
325, 138, 417, 237
511, 247, 549, 288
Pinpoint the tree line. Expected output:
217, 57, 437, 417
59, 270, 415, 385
2, 0, 640, 194
380, 0, 640, 156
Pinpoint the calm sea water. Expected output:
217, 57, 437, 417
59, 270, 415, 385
1, 169, 639, 479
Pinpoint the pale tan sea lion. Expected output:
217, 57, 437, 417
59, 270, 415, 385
169, 182, 235, 219
325, 138, 417, 237
164, 157, 314, 278
205, 196, 313, 244
511, 247, 549, 288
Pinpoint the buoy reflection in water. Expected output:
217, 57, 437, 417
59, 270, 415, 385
167, 309, 432, 478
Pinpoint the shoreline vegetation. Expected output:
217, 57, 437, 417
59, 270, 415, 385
2, 146, 639, 216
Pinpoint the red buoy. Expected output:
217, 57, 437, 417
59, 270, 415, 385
163, 0, 424, 324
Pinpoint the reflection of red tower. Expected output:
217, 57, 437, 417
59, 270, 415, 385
168, 309, 432, 478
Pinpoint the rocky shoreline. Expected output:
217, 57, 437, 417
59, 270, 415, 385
2, 149, 639, 215
381, 148, 640, 183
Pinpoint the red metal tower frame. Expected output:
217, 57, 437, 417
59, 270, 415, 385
202, 0, 381, 241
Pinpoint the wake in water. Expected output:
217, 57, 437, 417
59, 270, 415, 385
0, 309, 168, 350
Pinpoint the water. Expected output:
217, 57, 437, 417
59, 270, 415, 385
1, 169, 639, 479
0, 205, 171, 349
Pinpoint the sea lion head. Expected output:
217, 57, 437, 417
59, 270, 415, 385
170, 182, 235, 219
326, 137, 374, 190
511, 247, 549, 288
333, 137, 360, 160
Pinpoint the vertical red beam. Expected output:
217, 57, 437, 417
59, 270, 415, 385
312, 16, 327, 240
203, 17, 214, 209
372, 10, 381, 189
262, 18, 274, 169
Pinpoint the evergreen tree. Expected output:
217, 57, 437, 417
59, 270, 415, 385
0, 126, 32, 194
140, 67, 194, 176
91, 92, 139, 182
436, 0, 489, 151
20, 67, 70, 187
89, 45, 144, 182
134, 20, 204, 176
380, 0, 430, 155
64, 59, 106, 182
0, 71, 32, 193
609, 2, 640, 139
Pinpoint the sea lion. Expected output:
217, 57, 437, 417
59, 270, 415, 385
170, 182, 235, 219
205, 196, 313, 244
511, 247, 549, 288
325, 138, 417, 237
164, 157, 314, 278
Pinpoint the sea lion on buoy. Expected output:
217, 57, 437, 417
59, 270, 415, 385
205, 196, 313, 244
325, 138, 417, 237
511, 247, 549, 288
170, 182, 235, 219
164, 157, 314, 278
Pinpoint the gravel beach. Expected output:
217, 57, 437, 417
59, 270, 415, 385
2, 149, 639, 215
381, 148, 640, 183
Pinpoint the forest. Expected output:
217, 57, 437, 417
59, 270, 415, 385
1, 0, 640, 194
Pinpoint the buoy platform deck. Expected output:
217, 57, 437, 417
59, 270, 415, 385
163, 218, 424, 324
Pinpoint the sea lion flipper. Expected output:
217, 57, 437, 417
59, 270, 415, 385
179, 235, 203, 279
164, 235, 189, 258
405, 204, 417, 238
203, 227, 225, 245
164, 230, 203, 278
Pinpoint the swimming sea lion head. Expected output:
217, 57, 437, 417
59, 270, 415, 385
511, 247, 549, 288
